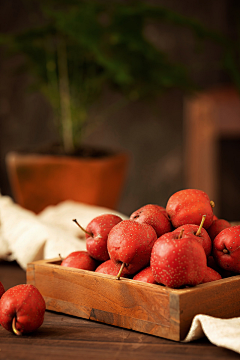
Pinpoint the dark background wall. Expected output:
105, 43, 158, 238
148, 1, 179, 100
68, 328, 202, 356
0, 0, 239, 219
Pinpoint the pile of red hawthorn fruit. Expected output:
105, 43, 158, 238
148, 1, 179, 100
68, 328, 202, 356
0, 188, 239, 336
62, 188, 239, 288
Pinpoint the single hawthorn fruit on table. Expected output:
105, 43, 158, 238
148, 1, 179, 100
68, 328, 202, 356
0, 284, 46, 335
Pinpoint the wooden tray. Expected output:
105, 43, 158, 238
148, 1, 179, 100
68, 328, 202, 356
26, 258, 240, 341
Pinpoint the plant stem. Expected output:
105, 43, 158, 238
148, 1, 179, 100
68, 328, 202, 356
57, 36, 74, 154
210, 201, 215, 208
12, 317, 22, 336
73, 219, 92, 236
116, 262, 125, 280
196, 215, 206, 236
178, 229, 184, 239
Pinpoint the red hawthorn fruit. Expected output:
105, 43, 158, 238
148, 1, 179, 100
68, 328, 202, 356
133, 266, 157, 284
0, 284, 46, 335
130, 204, 171, 237
61, 250, 99, 271
166, 189, 214, 229
201, 267, 222, 283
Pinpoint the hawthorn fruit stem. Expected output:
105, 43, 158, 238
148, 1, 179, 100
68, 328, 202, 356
73, 219, 92, 236
210, 201, 215, 208
12, 317, 22, 336
196, 215, 206, 236
178, 229, 184, 239
116, 262, 125, 280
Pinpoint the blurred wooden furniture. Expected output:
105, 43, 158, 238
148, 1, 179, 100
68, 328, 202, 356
0, 260, 240, 360
184, 86, 240, 216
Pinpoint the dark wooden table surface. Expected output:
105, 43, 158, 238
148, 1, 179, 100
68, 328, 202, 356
0, 261, 239, 360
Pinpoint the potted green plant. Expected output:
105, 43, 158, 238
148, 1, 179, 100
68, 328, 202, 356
1, 0, 224, 213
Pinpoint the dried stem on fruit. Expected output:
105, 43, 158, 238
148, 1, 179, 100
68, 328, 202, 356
196, 215, 206, 236
73, 219, 92, 236
210, 201, 215, 208
116, 262, 125, 280
12, 317, 22, 336
178, 229, 184, 239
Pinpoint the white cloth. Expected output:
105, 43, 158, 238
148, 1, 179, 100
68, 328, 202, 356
0, 195, 127, 269
183, 314, 240, 353
1, 195, 240, 353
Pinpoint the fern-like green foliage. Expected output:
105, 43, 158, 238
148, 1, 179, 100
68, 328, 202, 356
0, 0, 232, 153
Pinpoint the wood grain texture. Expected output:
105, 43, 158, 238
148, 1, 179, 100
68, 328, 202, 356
27, 259, 176, 340
179, 276, 240, 339
26, 259, 240, 342
1, 313, 240, 360
2, 260, 240, 360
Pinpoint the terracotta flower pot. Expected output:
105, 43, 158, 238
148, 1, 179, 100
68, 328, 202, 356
6, 150, 129, 214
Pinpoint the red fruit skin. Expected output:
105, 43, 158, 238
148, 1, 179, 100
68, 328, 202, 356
86, 214, 122, 261
207, 256, 234, 278
130, 204, 171, 237
213, 225, 240, 273
133, 266, 157, 284
150, 233, 207, 288
107, 220, 157, 275
207, 255, 221, 273
166, 189, 214, 229
95, 260, 129, 277
201, 267, 222, 284
207, 219, 231, 241
0, 284, 46, 334
0, 281, 5, 298
173, 224, 212, 257
61, 251, 98, 271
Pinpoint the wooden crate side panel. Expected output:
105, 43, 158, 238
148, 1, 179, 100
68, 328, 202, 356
29, 262, 180, 340
179, 276, 240, 340
26, 264, 36, 286
169, 293, 180, 341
